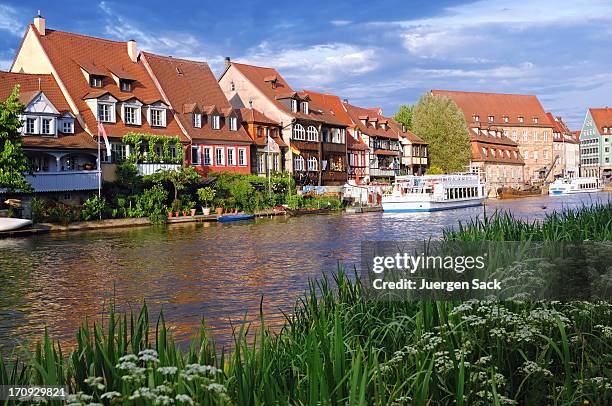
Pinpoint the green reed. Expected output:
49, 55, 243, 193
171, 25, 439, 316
1, 204, 611, 405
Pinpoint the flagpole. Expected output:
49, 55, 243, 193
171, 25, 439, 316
97, 125, 101, 197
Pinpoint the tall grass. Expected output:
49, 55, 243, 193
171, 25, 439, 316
1, 204, 611, 405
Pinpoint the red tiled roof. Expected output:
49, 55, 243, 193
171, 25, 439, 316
432, 90, 552, 128
300, 90, 349, 127
546, 112, 579, 144
30, 26, 186, 141
468, 126, 519, 147
142, 52, 251, 144
470, 141, 524, 164
589, 107, 612, 134
237, 107, 279, 125
374, 149, 400, 156
0, 71, 97, 149
343, 102, 399, 140
230, 62, 333, 124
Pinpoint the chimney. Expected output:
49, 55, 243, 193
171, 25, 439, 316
343, 98, 349, 104
224, 57, 231, 68
34, 11, 45, 36
127, 39, 137, 63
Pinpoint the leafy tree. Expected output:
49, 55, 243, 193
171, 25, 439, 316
0, 85, 32, 192
115, 162, 141, 195
148, 166, 200, 201
394, 104, 414, 130
411, 93, 471, 173
425, 165, 445, 175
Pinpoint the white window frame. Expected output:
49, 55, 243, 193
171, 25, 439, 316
238, 147, 247, 166
203, 146, 212, 166
215, 147, 225, 166
293, 123, 305, 140
307, 156, 318, 171
211, 115, 220, 130
227, 147, 236, 166
90, 76, 103, 88
302, 101, 309, 114
229, 116, 238, 131
294, 155, 305, 171
120, 80, 132, 92
306, 126, 318, 142
291, 99, 298, 113
193, 113, 202, 128
191, 145, 201, 165
150, 108, 166, 127
41, 118, 53, 135
25, 117, 37, 134
98, 102, 115, 123
61, 120, 74, 134
123, 104, 141, 125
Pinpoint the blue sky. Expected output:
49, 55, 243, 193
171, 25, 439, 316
1, 0, 611, 129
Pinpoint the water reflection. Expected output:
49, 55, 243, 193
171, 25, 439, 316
0, 192, 610, 351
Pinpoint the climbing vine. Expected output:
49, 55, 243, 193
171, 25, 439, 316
121, 132, 183, 164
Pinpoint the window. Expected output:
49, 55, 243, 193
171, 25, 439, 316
25, 117, 36, 134
512, 130, 517, 141
238, 148, 247, 166
203, 147, 212, 166
229, 116, 238, 131
98, 103, 113, 122
211, 115, 220, 130
150, 108, 165, 127
307, 156, 318, 171
193, 113, 202, 128
302, 101, 309, 114
258, 155, 265, 173
293, 124, 305, 140
543, 149, 548, 160
256, 127, 262, 137
534, 151, 538, 160
533, 117, 538, 124
518, 116, 524, 123
227, 147, 236, 166
41, 118, 52, 135
120, 80, 132, 92
533, 131, 539, 142
124, 105, 139, 125
503, 116, 509, 123
488, 115, 494, 122
523, 150, 528, 160
473, 115, 480, 122
62, 120, 73, 134
294, 155, 304, 171
291, 99, 298, 113
215, 147, 225, 166
273, 155, 279, 172
523, 131, 529, 141
230, 81, 235, 91
191, 145, 201, 165
306, 126, 318, 141
90, 76, 103, 88
543, 131, 548, 141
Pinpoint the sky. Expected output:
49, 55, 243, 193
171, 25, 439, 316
0, 0, 611, 129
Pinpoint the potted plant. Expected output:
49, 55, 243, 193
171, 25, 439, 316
167, 209, 173, 219
189, 201, 197, 217
197, 187, 215, 216
215, 198, 225, 215
171, 199, 181, 217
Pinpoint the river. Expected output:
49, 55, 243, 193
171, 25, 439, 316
0, 192, 610, 352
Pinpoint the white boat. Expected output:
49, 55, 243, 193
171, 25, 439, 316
0, 217, 33, 232
382, 174, 485, 212
549, 177, 602, 195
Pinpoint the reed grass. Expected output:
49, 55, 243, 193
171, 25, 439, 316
1, 204, 611, 405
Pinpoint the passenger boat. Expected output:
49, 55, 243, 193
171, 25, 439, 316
548, 177, 603, 195
217, 213, 255, 222
497, 186, 542, 199
0, 218, 33, 232
381, 174, 485, 212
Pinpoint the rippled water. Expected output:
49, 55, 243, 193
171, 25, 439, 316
0, 192, 610, 351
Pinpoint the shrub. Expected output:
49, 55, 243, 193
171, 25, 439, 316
81, 195, 108, 221
30, 196, 44, 223
197, 187, 216, 208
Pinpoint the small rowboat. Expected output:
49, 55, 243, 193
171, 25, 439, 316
0, 218, 33, 232
217, 214, 255, 222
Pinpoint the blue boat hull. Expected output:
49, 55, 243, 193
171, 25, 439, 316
217, 214, 255, 222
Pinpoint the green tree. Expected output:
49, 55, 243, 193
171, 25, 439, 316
394, 104, 414, 130
411, 93, 471, 173
0, 85, 32, 192
148, 166, 200, 201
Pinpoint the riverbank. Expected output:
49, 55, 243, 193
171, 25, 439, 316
2, 203, 610, 405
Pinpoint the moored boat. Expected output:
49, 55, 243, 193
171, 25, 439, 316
217, 213, 255, 222
382, 174, 485, 212
0, 218, 33, 232
497, 186, 542, 199
549, 177, 602, 195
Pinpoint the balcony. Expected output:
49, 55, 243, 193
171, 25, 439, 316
25, 171, 100, 193
137, 163, 181, 176
370, 167, 397, 177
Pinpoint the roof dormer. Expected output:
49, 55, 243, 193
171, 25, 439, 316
108, 66, 137, 92
369, 117, 378, 128
359, 115, 368, 126
264, 75, 278, 89
78, 61, 107, 88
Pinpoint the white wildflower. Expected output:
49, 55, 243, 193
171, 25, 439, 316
118, 354, 138, 363
158, 366, 179, 376
206, 383, 227, 393
100, 391, 121, 400
175, 394, 194, 405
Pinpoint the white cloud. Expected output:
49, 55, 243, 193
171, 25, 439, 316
239, 42, 378, 86
0, 59, 12, 70
330, 20, 352, 27
0, 4, 23, 36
